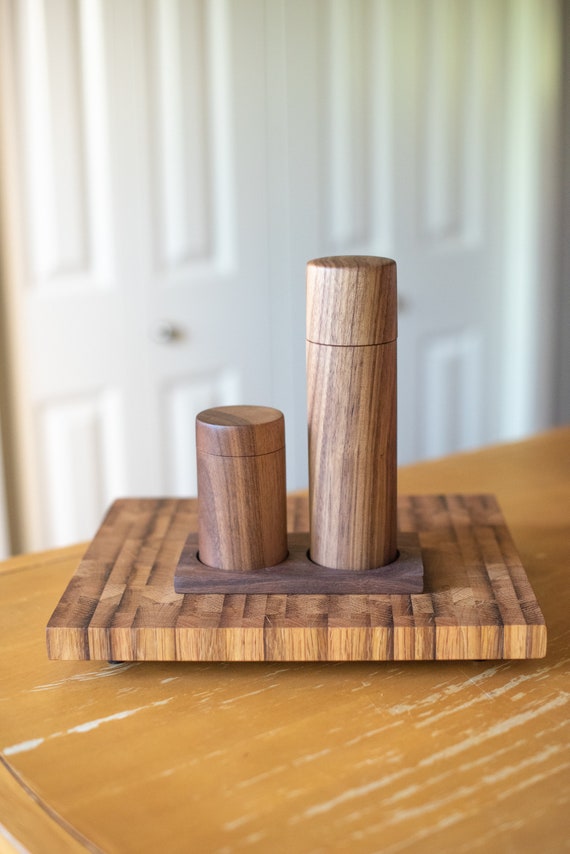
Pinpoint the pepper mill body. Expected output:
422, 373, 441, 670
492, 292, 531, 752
306, 256, 398, 570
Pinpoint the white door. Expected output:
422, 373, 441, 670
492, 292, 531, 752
0, 0, 559, 551
273, 0, 560, 466
2, 0, 277, 549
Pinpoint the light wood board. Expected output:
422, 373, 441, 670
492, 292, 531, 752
46, 494, 546, 661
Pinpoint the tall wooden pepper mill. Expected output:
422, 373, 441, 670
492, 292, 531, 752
307, 256, 398, 570
196, 405, 288, 571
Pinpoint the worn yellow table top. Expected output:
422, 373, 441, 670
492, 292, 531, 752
1, 429, 569, 853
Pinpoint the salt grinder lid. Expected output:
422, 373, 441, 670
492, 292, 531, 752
306, 256, 397, 347
196, 405, 285, 457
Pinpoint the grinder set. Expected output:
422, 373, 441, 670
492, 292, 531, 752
47, 257, 546, 662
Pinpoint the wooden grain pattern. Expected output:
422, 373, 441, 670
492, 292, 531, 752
307, 339, 397, 570
174, 531, 423, 594
307, 256, 398, 570
197, 406, 287, 570
196, 405, 285, 457
46, 494, 546, 661
306, 256, 397, 345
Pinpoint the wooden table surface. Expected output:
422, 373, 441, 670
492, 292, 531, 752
1, 429, 568, 853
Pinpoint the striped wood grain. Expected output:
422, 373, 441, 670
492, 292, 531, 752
46, 495, 547, 661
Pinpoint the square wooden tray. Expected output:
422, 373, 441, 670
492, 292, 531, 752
46, 494, 546, 661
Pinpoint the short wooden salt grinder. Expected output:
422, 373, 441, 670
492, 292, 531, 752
196, 405, 288, 571
307, 256, 398, 570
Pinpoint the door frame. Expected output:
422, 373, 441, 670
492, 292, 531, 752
555, 0, 570, 425
0, 416, 10, 557
0, 0, 40, 553
501, 0, 562, 438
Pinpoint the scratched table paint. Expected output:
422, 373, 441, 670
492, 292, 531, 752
1, 429, 568, 853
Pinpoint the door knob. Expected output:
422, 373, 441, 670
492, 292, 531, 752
151, 321, 182, 344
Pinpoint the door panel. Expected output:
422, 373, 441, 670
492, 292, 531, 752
419, 330, 483, 459
38, 390, 125, 546
18, 0, 113, 286
161, 368, 240, 496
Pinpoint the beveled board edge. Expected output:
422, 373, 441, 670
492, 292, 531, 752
46, 495, 547, 662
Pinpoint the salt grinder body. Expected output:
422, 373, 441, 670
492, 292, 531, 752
306, 256, 398, 570
196, 405, 288, 571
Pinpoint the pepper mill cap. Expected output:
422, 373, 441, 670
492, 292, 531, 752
306, 256, 397, 346
196, 406, 285, 457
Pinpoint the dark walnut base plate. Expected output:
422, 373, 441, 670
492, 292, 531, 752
46, 494, 547, 662
174, 532, 424, 595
